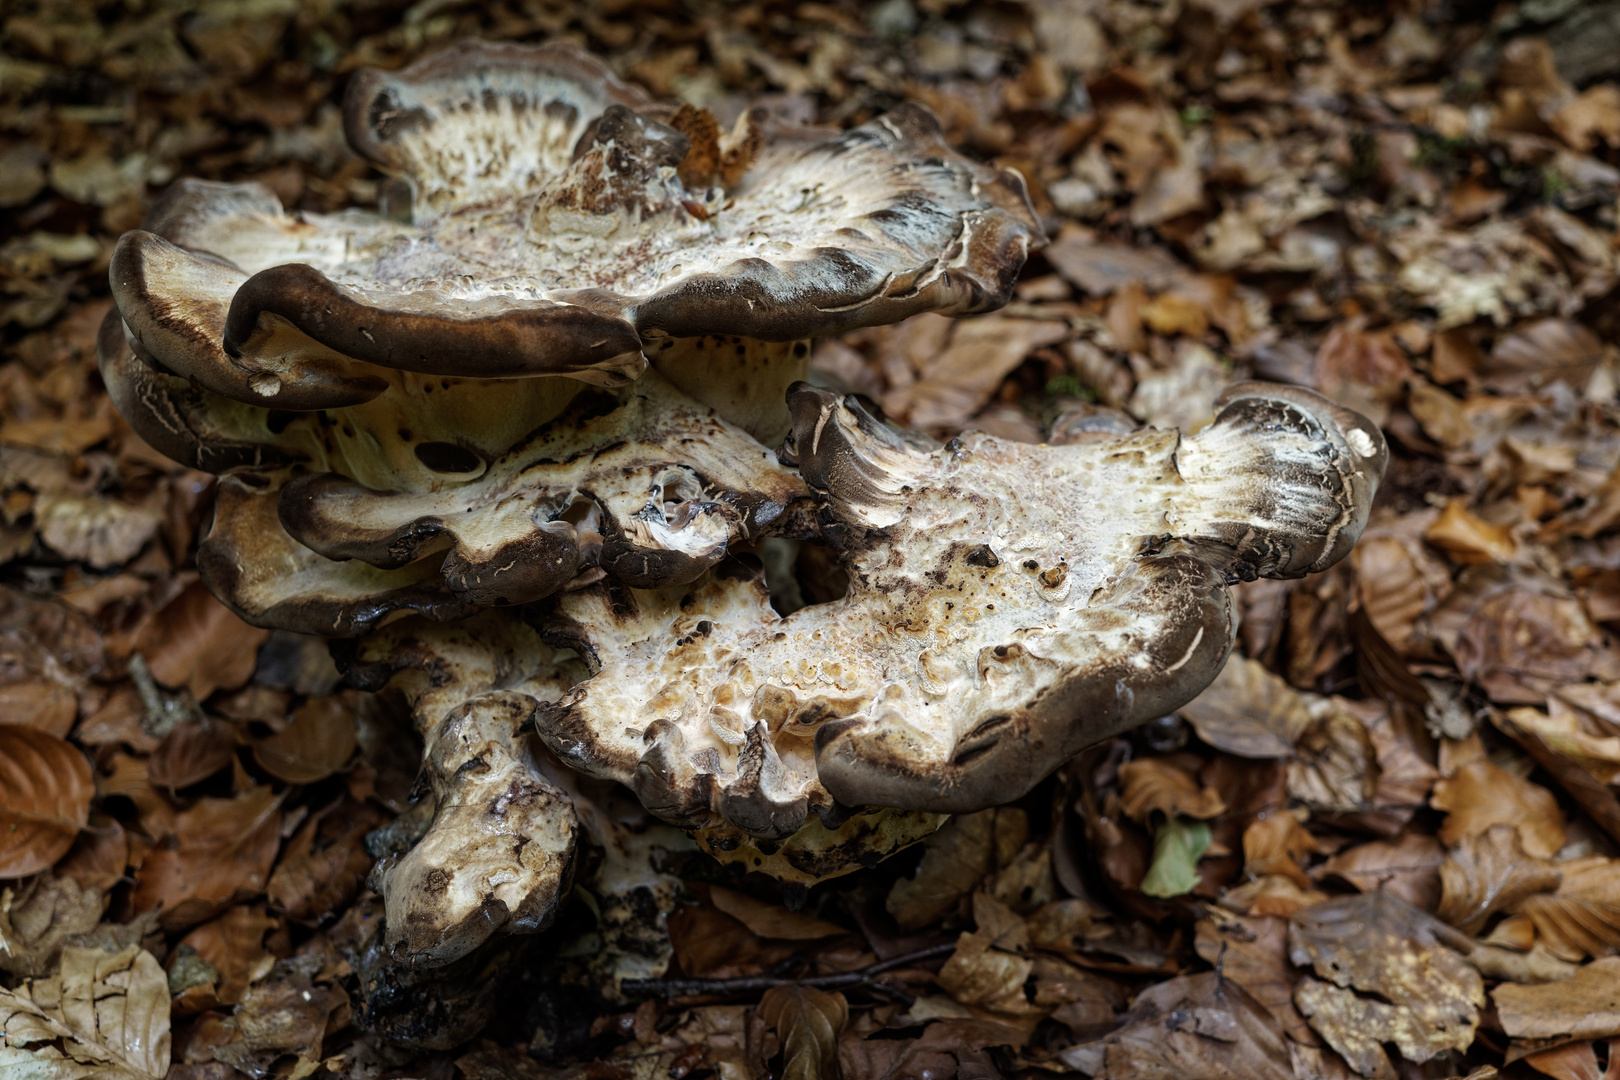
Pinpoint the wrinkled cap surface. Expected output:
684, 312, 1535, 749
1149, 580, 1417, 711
107, 39, 1043, 413
518, 381, 1387, 832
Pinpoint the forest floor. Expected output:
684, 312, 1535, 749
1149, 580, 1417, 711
4, 0, 1620, 1077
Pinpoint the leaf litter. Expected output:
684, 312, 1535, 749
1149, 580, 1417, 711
4, 0, 1620, 1076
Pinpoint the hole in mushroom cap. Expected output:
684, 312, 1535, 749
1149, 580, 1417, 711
414, 441, 484, 475
761, 537, 850, 617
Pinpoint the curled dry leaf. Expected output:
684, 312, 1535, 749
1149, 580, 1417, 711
133, 577, 267, 702
0, 870, 105, 978
252, 694, 357, 785
936, 892, 1042, 1017
1322, 833, 1446, 911
131, 784, 282, 933
708, 885, 846, 941
887, 807, 1027, 931
1287, 698, 1381, 814
1118, 758, 1226, 823
1436, 825, 1562, 935
1289, 892, 1484, 1078
1178, 654, 1304, 759
1242, 810, 1319, 888
1424, 499, 1519, 565
758, 985, 847, 1080
1194, 911, 1314, 1044
1432, 760, 1566, 859
266, 798, 388, 924
0, 725, 93, 878
1504, 703, 1620, 786
175, 905, 279, 1008
1059, 971, 1295, 1080
0, 944, 171, 1080
1495, 956, 1620, 1040
147, 714, 237, 790
211, 954, 350, 1076
1520, 857, 1620, 962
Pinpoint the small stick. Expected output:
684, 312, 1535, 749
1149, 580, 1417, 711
620, 942, 957, 1000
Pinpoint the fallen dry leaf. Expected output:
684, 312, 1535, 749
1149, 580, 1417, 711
265, 798, 386, 924
1290, 892, 1484, 1078
0, 945, 170, 1080
1194, 911, 1313, 1044
936, 893, 1041, 1016
1322, 833, 1446, 911
1242, 810, 1319, 888
1495, 956, 1620, 1040
709, 885, 846, 941
131, 784, 282, 933
210, 954, 348, 1076
147, 714, 237, 790
133, 578, 267, 702
1059, 971, 1295, 1080
0, 725, 93, 878
1118, 757, 1227, 823
1521, 856, 1620, 961
1437, 826, 1562, 935
251, 693, 357, 785
759, 985, 846, 1080
1433, 759, 1566, 859
1425, 499, 1519, 565
1177, 654, 1304, 759
176, 905, 279, 1007
887, 807, 1026, 931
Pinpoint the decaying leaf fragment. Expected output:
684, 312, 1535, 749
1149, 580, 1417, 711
1494, 956, 1620, 1041
1289, 892, 1484, 1078
0, 945, 171, 1080
1059, 971, 1294, 1080
758, 985, 847, 1080
1436, 825, 1563, 936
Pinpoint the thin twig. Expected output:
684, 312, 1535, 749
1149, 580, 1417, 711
620, 942, 957, 999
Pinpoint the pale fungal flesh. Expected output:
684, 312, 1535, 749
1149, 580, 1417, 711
97, 37, 1390, 970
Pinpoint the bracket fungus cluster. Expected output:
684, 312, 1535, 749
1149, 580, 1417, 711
101, 39, 1388, 968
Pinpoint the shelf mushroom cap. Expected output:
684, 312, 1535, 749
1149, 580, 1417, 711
101, 37, 1045, 623
107, 39, 1042, 416
521, 381, 1387, 831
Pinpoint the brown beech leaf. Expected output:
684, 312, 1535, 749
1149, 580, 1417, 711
1495, 956, 1620, 1040
1521, 1040, 1615, 1080
95, 752, 176, 841
0, 725, 93, 877
1520, 856, 1620, 961
1194, 911, 1313, 1044
1287, 699, 1380, 814
177, 905, 279, 1007
1221, 874, 1331, 919
1432, 759, 1566, 859
211, 955, 349, 1076
131, 784, 282, 933
1313, 319, 1412, 426
1290, 892, 1484, 1078
1322, 833, 1446, 911
1351, 510, 1455, 655
1058, 971, 1294, 1080
759, 985, 847, 1080
708, 886, 846, 941
936, 893, 1041, 1016
265, 798, 387, 924
1119, 757, 1226, 823
1436, 825, 1562, 935
251, 693, 357, 785
1177, 654, 1305, 759
0, 870, 105, 978
887, 807, 1027, 931
133, 578, 267, 701
148, 714, 237, 790
1242, 809, 1318, 888
1424, 499, 1518, 565
0, 945, 170, 1080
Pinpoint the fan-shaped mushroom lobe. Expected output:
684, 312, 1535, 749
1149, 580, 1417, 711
527, 381, 1385, 828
